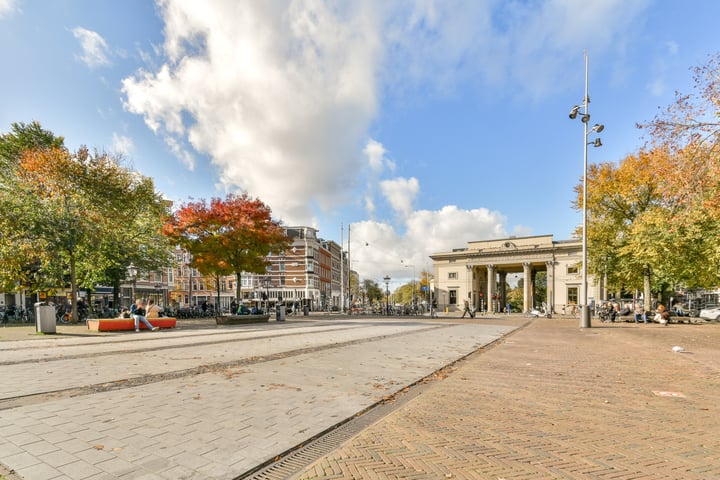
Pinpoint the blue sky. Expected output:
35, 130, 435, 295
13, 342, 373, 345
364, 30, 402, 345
2, 0, 719, 286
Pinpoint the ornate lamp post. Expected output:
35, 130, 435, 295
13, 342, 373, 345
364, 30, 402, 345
383, 275, 391, 316
569, 52, 604, 329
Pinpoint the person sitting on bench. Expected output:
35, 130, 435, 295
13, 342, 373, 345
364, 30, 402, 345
132, 299, 159, 332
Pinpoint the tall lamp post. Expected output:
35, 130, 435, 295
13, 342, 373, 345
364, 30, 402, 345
383, 275, 391, 316
569, 52, 604, 328
127, 263, 138, 308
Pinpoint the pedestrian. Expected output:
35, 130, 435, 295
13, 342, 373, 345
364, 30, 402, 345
506, 302, 511, 315
132, 299, 159, 332
461, 299, 471, 318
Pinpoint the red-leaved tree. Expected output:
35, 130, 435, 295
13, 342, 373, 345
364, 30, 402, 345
162, 193, 291, 309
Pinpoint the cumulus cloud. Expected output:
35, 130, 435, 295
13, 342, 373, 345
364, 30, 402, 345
120, 0, 650, 280
111, 133, 134, 157
123, 1, 382, 224
348, 205, 508, 283
364, 138, 394, 172
72, 27, 111, 68
380, 177, 419, 219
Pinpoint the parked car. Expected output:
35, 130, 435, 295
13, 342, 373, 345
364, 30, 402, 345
699, 306, 720, 321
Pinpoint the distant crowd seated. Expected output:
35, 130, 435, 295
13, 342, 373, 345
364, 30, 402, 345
236, 304, 263, 315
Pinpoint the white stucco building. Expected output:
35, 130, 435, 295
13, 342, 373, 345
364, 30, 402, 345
430, 235, 601, 314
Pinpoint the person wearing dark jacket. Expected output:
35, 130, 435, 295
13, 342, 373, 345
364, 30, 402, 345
132, 299, 159, 332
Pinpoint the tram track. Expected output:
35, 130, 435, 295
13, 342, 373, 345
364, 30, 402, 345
0, 323, 455, 411
0, 322, 369, 366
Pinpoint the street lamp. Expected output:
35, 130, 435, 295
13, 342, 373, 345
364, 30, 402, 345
569, 52, 604, 328
127, 263, 138, 308
383, 275, 391, 316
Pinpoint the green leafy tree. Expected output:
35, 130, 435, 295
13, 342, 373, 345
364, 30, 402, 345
0, 122, 65, 294
1, 124, 171, 319
361, 279, 383, 304
0, 121, 64, 177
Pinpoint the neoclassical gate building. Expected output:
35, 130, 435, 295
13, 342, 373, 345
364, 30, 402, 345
430, 235, 601, 314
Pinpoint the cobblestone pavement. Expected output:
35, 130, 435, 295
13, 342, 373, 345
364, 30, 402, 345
294, 317, 720, 480
0, 315, 520, 480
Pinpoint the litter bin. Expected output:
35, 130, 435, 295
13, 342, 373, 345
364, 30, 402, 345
303, 305, 309, 316
276, 304, 285, 322
35, 302, 56, 334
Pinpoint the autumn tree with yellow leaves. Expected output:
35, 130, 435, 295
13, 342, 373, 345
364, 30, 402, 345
578, 52, 720, 303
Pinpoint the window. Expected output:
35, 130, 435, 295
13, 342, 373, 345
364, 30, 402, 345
448, 272, 458, 280
567, 265, 579, 274
449, 289, 457, 305
567, 287, 578, 305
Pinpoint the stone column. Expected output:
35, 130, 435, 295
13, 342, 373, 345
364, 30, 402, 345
499, 271, 507, 312
546, 260, 554, 313
486, 264, 496, 313
523, 262, 532, 313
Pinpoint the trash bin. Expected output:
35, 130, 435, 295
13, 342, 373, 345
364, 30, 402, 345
35, 302, 56, 334
303, 305, 309, 316
276, 304, 285, 322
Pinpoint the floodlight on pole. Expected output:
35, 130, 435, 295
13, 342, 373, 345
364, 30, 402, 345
569, 51, 604, 329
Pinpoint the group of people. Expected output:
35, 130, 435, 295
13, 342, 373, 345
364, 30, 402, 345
600, 302, 670, 325
119, 298, 162, 332
231, 299, 263, 315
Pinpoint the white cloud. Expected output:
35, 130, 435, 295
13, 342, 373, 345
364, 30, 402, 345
348, 205, 508, 283
123, 1, 382, 224
363, 139, 388, 172
380, 177, 419, 219
72, 27, 111, 68
120, 0, 650, 263
111, 133, 134, 157
0, 0, 17, 18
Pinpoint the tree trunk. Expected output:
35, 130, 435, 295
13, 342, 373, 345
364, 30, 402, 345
70, 254, 78, 322
235, 272, 242, 304
216, 276, 221, 314
643, 268, 652, 311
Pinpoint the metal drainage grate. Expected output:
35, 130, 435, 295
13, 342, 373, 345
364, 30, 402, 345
235, 321, 529, 480
235, 383, 427, 480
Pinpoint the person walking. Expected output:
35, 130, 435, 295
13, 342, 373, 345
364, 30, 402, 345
461, 299, 471, 318
132, 299, 159, 332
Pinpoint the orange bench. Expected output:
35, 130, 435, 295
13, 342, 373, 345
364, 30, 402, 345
87, 317, 177, 332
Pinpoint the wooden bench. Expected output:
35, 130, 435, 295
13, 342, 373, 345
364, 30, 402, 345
87, 317, 177, 332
